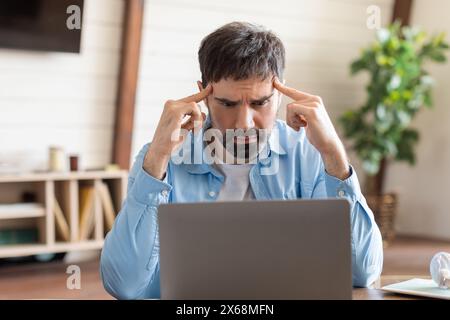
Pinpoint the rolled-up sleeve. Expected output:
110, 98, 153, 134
312, 164, 384, 287
100, 143, 170, 299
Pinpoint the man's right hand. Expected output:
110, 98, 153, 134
143, 84, 212, 180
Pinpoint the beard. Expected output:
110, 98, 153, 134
221, 128, 269, 164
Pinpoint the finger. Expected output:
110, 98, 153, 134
287, 103, 315, 118
181, 120, 195, 131
182, 111, 206, 128
287, 103, 313, 130
181, 111, 206, 132
178, 84, 212, 103
288, 115, 307, 131
180, 101, 202, 120
273, 77, 311, 101
293, 115, 308, 127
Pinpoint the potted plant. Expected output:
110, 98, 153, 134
339, 22, 449, 246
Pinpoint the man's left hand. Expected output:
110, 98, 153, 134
274, 78, 350, 180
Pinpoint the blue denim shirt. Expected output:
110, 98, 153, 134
100, 119, 383, 299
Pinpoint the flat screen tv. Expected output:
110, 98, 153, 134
0, 0, 84, 53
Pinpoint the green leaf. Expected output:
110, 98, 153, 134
377, 28, 390, 44
376, 104, 386, 120
350, 59, 367, 74
395, 129, 419, 165
420, 75, 434, 87
429, 51, 447, 62
395, 110, 412, 126
385, 140, 398, 156
423, 92, 433, 107
388, 74, 401, 90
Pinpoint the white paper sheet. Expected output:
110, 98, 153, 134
382, 278, 450, 300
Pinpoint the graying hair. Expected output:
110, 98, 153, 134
198, 22, 285, 86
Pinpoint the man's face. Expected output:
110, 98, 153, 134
199, 76, 281, 162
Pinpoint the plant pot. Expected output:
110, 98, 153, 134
366, 193, 397, 248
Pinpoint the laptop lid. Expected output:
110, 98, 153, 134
158, 199, 352, 299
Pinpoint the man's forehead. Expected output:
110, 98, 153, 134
211, 77, 274, 99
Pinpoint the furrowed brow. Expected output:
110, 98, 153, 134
250, 93, 274, 103
214, 97, 240, 104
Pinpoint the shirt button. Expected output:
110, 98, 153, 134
161, 190, 169, 197
338, 189, 345, 197
208, 191, 216, 197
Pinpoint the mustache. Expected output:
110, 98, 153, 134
222, 128, 270, 147
223, 128, 265, 137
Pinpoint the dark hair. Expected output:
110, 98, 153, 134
198, 22, 285, 86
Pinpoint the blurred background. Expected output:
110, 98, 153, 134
0, 0, 449, 299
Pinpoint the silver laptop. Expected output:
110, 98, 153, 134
158, 199, 352, 300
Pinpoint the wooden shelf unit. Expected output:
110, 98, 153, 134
0, 170, 128, 258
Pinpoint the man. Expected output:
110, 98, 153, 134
100, 22, 383, 299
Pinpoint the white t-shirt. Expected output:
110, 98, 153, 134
214, 163, 255, 201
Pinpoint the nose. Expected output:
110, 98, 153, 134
235, 105, 255, 130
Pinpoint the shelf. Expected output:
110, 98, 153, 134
0, 170, 128, 183
0, 203, 45, 220
0, 240, 105, 258
0, 170, 127, 258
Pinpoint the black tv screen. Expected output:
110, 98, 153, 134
0, 0, 84, 53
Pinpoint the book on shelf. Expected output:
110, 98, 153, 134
0, 228, 38, 245
78, 183, 118, 241
98, 182, 116, 231
53, 196, 70, 242
78, 185, 96, 241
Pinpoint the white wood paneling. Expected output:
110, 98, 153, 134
0, 0, 124, 172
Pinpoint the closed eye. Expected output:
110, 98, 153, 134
251, 99, 270, 107
220, 101, 238, 107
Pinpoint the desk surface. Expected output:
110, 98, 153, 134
352, 275, 432, 300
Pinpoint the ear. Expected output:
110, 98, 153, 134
197, 80, 204, 91
275, 78, 286, 110
197, 80, 210, 109
278, 78, 286, 96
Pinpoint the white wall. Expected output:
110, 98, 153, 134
0, 0, 124, 172
133, 0, 394, 159
385, 0, 450, 240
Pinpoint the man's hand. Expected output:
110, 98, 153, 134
273, 78, 350, 180
143, 85, 212, 180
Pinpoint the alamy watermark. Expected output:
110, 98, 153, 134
66, 5, 82, 30
66, 264, 81, 290
366, 5, 381, 30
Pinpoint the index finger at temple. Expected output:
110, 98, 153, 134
273, 78, 311, 100
178, 84, 212, 103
